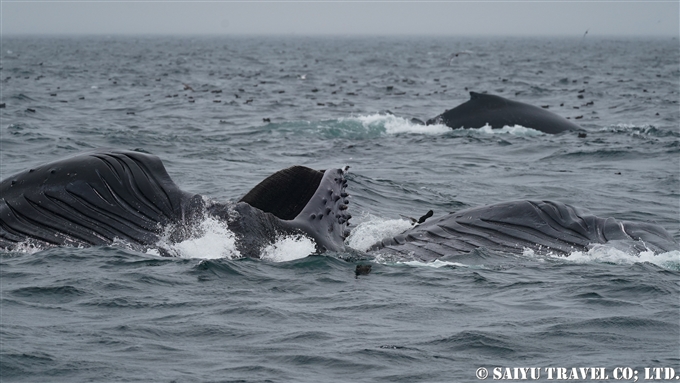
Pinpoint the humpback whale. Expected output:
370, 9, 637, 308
370, 200, 678, 261
1, 150, 677, 258
426, 92, 582, 134
0, 150, 350, 257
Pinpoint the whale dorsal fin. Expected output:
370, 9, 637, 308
469, 91, 483, 100
469, 91, 501, 101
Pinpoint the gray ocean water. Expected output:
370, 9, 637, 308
1, 36, 679, 382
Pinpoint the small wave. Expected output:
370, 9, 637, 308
260, 235, 316, 262
10, 93, 36, 101
10, 285, 87, 304
524, 244, 680, 271
602, 123, 680, 138
345, 214, 414, 252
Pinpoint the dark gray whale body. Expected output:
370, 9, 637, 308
371, 201, 678, 261
0, 150, 349, 257
426, 92, 582, 134
1, 150, 677, 258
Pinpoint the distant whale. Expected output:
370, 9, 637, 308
1, 150, 676, 258
426, 92, 582, 134
0, 150, 349, 257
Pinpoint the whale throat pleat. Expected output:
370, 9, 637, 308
0, 150, 196, 249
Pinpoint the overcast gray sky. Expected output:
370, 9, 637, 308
2, 1, 678, 37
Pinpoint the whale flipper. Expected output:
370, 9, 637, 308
426, 92, 582, 134
368, 200, 678, 260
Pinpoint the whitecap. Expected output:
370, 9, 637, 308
524, 244, 680, 271
345, 114, 450, 135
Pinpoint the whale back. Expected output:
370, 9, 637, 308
426, 92, 582, 134
368, 200, 678, 260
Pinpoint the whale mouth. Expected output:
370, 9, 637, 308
239, 166, 325, 220
238, 166, 350, 253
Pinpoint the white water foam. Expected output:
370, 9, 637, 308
523, 245, 680, 271
6, 241, 56, 255
351, 115, 545, 137
398, 259, 470, 268
472, 123, 545, 136
351, 114, 450, 135
260, 235, 317, 262
319, 115, 547, 138
345, 213, 414, 252
160, 216, 242, 260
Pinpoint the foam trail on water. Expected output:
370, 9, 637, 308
351, 114, 450, 135
349, 116, 545, 136
260, 235, 317, 262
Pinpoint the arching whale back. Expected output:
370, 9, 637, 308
369, 200, 678, 261
426, 92, 582, 134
